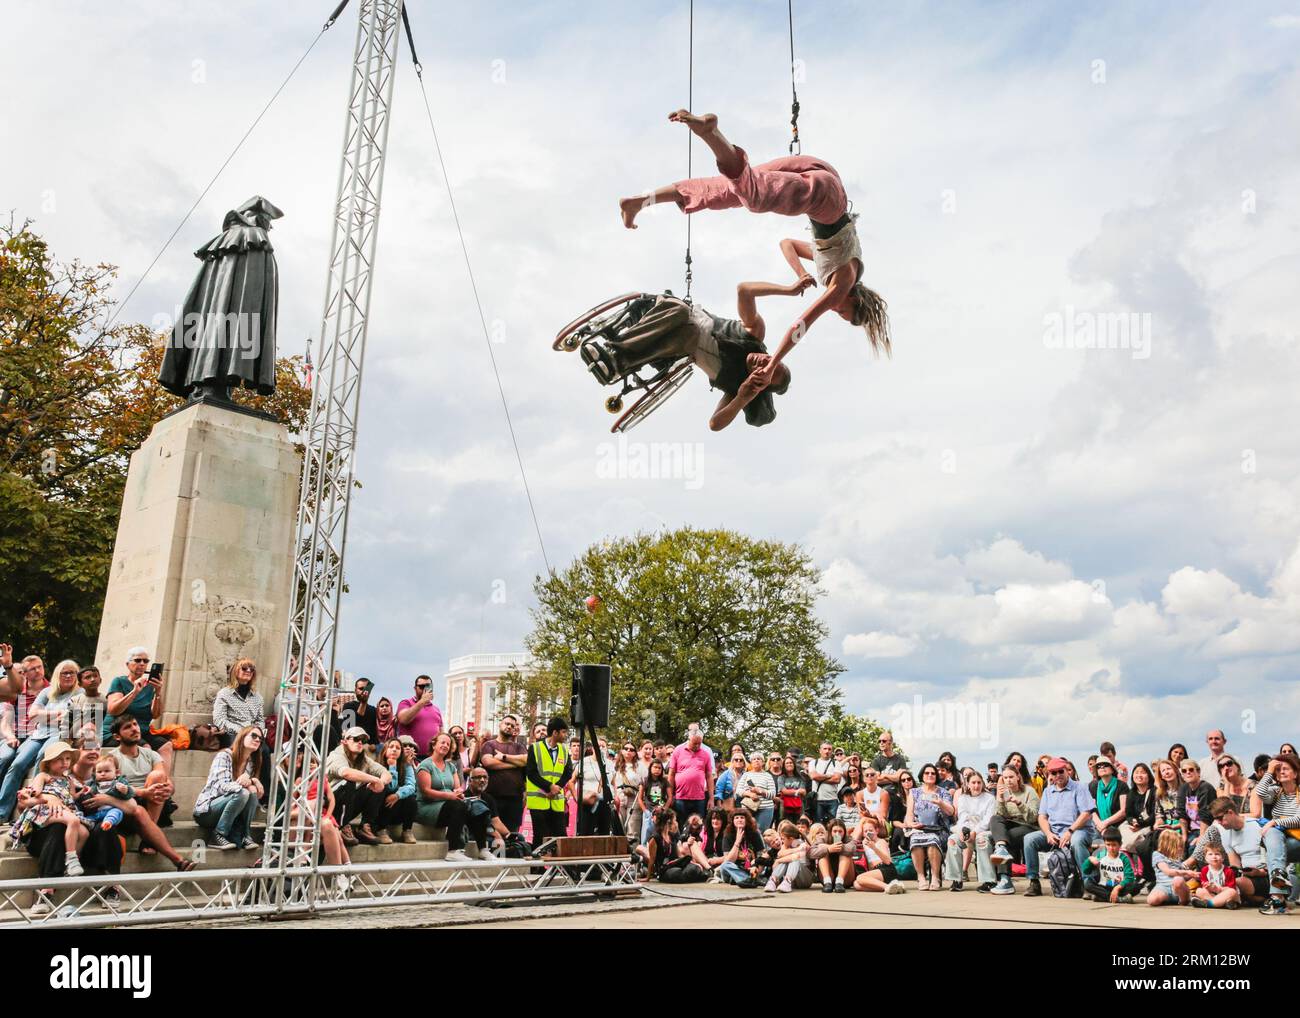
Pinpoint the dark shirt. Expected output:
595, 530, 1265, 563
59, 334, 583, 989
479, 738, 527, 799
706, 314, 776, 427
339, 700, 378, 743
870, 752, 907, 785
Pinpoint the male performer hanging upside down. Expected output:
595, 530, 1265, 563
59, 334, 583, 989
584, 276, 810, 431
619, 110, 890, 387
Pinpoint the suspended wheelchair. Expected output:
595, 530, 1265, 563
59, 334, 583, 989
553, 292, 695, 434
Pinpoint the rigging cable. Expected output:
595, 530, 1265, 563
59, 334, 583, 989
788, 0, 801, 154
684, 0, 694, 300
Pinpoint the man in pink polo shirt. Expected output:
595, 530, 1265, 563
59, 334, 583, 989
395, 674, 442, 759
669, 722, 715, 826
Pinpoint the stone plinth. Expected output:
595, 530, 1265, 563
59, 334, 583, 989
95, 403, 301, 728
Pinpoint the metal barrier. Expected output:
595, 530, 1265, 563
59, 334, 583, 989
0, 855, 640, 929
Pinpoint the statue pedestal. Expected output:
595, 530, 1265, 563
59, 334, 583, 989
95, 403, 301, 728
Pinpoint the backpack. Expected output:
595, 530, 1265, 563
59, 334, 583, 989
891, 852, 916, 880
1047, 845, 1082, 898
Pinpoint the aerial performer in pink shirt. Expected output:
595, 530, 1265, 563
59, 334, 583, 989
619, 110, 891, 388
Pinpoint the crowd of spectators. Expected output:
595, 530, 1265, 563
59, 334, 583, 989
3, 639, 1297, 919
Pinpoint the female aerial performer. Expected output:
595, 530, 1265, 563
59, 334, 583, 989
619, 111, 890, 387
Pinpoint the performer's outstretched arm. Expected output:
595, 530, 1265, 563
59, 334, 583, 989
779, 238, 816, 285
755, 263, 858, 385
736, 278, 816, 342
708, 375, 769, 432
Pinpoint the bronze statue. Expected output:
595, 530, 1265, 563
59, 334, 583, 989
159, 196, 282, 403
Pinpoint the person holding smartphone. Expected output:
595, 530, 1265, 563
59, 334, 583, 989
105, 647, 172, 772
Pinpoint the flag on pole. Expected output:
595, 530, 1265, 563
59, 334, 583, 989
303, 338, 313, 388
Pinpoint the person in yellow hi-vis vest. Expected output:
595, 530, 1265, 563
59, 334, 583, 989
525, 717, 574, 845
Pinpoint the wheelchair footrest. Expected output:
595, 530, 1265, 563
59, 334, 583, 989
581, 340, 619, 384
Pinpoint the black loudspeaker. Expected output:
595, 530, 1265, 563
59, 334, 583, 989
571, 663, 612, 728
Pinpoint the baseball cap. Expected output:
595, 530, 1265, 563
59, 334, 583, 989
343, 726, 369, 741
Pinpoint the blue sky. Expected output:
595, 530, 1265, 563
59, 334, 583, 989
4, 1, 1300, 768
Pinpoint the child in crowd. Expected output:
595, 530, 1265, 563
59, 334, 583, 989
1192, 845, 1240, 909
1148, 829, 1195, 906
765, 820, 813, 893
76, 755, 136, 830
1083, 827, 1140, 903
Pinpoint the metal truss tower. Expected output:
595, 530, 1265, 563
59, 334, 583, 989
261, 0, 404, 886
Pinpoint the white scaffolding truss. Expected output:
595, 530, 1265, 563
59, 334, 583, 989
261, 0, 404, 884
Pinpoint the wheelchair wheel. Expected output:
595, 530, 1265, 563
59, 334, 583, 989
611, 362, 693, 434
554, 292, 656, 352
605, 395, 624, 414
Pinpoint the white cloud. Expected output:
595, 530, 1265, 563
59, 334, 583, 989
843, 631, 920, 658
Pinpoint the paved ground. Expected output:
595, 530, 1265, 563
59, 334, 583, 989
170, 881, 1287, 930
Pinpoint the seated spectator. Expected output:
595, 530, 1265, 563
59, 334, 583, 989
105, 648, 173, 771
193, 725, 264, 850
692, 808, 730, 880
807, 822, 846, 891
1191, 797, 1267, 904
901, 762, 955, 891
70, 735, 191, 870
286, 750, 353, 898
77, 754, 135, 830
1082, 827, 1141, 903
70, 667, 108, 742
0, 658, 80, 820
16, 742, 89, 876
211, 659, 265, 746
1215, 755, 1254, 813
944, 770, 996, 892
462, 766, 514, 859
640, 806, 705, 883
1089, 757, 1129, 844
325, 726, 390, 846
399, 735, 418, 769
1255, 752, 1300, 917
887, 769, 915, 852
107, 717, 175, 827
1021, 756, 1094, 897
1121, 762, 1157, 884
377, 737, 418, 844
1147, 829, 1194, 907
1176, 759, 1216, 853
1098, 741, 1129, 783
374, 696, 396, 746
1191, 844, 1240, 909
416, 731, 479, 862
1152, 758, 1185, 845
1031, 755, 1050, 796
0, 698, 17, 790
852, 815, 905, 894
719, 807, 765, 887
989, 764, 1039, 894
765, 820, 813, 892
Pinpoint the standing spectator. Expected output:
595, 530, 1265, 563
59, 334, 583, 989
1215, 755, 1254, 813
395, 675, 443, 757
736, 752, 777, 830
719, 808, 765, 886
613, 740, 644, 843
936, 751, 959, 791
1255, 752, 1300, 916
479, 714, 527, 833
776, 754, 807, 824
0, 643, 25, 698
1030, 755, 1050, 796
945, 770, 996, 892
901, 763, 955, 891
1021, 757, 1095, 897
415, 731, 476, 861
211, 658, 265, 745
376, 737, 418, 844
870, 730, 906, 793
1098, 741, 1129, 783
989, 764, 1040, 894
668, 723, 715, 825
0, 699, 16, 793
808, 741, 843, 824
70, 667, 108, 743
0, 658, 79, 819
1089, 757, 1129, 842
446, 725, 472, 785
1003, 751, 1033, 788
339, 677, 379, 745
1198, 729, 1229, 785
637, 758, 671, 845
374, 697, 396, 746
325, 727, 389, 845
1177, 759, 1216, 852
834, 784, 862, 831
193, 725, 264, 850
714, 749, 746, 810
577, 743, 615, 835
1167, 743, 1189, 769
105, 647, 172, 771
859, 765, 891, 835
523, 717, 572, 847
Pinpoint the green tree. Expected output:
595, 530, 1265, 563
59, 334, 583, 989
0, 218, 310, 661
795, 705, 905, 765
501, 527, 846, 750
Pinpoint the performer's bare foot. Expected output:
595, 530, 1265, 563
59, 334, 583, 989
620, 195, 646, 229
668, 109, 718, 137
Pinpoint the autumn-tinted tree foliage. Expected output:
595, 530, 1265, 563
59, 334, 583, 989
501, 527, 851, 752
0, 219, 310, 661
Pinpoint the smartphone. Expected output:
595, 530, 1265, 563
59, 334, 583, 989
148, 662, 164, 682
